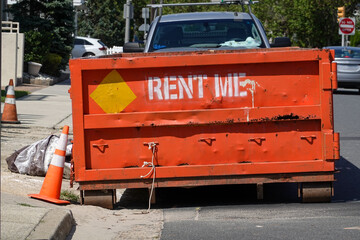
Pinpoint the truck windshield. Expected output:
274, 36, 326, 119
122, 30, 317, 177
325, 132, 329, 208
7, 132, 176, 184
149, 19, 264, 52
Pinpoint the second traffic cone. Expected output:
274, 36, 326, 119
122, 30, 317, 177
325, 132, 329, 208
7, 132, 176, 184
29, 126, 70, 204
1, 79, 20, 124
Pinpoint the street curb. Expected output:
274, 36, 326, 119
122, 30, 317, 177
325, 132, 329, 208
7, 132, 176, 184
27, 208, 75, 240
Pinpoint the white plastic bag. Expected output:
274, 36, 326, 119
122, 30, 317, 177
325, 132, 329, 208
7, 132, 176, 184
14, 135, 56, 176
14, 135, 72, 176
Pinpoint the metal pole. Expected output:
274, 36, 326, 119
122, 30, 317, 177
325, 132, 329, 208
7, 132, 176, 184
144, 14, 147, 34
160, 0, 163, 16
150, 0, 155, 22
1, 0, 3, 125
74, 9, 78, 37
125, 0, 131, 43
345, 35, 348, 47
1, 0, 2, 103
342, 34, 345, 47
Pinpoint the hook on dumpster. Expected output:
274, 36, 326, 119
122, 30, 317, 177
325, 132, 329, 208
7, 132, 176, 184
301, 135, 317, 144
92, 142, 109, 153
248, 137, 266, 146
198, 137, 216, 146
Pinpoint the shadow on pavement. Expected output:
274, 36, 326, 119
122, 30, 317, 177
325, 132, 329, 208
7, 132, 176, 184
334, 89, 360, 95
17, 113, 44, 120
65, 224, 77, 240
116, 188, 149, 209
117, 182, 300, 210
1, 125, 31, 143
116, 185, 254, 210
19, 95, 50, 101
116, 157, 360, 209
56, 78, 71, 86
333, 157, 360, 202
0, 124, 30, 130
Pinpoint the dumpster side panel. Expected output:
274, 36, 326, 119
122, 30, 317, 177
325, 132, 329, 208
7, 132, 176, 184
70, 49, 338, 186
85, 121, 322, 170
82, 61, 320, 114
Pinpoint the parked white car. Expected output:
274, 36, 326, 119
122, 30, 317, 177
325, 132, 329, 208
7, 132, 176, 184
71, 36, 107, 58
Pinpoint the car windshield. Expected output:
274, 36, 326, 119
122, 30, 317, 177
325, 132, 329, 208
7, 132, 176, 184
149, 19, 264, 52
333, 48, 360, 59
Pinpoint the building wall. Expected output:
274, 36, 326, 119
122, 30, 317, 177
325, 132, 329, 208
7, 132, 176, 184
1, 32, 24, 87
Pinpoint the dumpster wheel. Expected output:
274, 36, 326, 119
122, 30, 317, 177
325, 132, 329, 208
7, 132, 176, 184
80, 189, 116, 209
301, 182, 332, 203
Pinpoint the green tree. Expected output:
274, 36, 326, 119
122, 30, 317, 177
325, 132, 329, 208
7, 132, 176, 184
77, 0, 359, 48
161, 0, 241, 15
290, 0, 338, 47
350, 31, 360, 46
43, 0, 75, 70
23, 30, 53, 63
151, 0, 359, 48
77, 0, 125, 46
7, 0, 49, 32
9, 0, 74, 74
253, 0, 359, 48
132, 0, 148, 41
349, 5, 360, 47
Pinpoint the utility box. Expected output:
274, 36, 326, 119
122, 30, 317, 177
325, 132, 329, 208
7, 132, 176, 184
69, 48, 339, 208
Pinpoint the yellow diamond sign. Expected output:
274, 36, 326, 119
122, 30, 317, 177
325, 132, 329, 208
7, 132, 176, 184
90, 70, 137, 113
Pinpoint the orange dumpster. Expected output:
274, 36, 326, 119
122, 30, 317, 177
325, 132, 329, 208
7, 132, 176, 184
69, 48, 339, 207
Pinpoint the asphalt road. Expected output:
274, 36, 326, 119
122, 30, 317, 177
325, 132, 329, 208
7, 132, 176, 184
156, 89, 360, 240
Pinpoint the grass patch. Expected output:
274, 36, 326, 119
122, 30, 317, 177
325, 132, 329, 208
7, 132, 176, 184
60, 190, 79, 203
1, 90, 29, 102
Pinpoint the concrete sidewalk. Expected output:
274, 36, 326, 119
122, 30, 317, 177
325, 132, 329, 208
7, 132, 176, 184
1, 79, 75, 240
14, 79, 73, 129
1, 192, 74, 240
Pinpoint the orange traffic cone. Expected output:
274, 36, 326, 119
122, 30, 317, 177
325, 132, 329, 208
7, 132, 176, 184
29, 126, 70, 204
1, 79, 20, 124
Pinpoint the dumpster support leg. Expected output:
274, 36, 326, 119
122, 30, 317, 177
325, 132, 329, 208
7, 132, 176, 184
82, 189, 116, 209
301, 182, 332, 203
